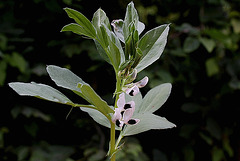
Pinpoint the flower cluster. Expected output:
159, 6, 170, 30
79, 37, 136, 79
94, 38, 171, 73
112, 76, 148, 127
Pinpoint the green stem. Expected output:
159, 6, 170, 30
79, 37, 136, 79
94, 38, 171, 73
115, 131, 124, 149
110, 122, 116, 161
109, 73, 124, 161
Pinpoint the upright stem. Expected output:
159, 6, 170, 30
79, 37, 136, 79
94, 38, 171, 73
110, 122, 116, 161
109, 73, 123, 161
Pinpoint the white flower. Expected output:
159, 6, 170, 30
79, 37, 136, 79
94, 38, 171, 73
112, 93, 140, 127
125, 76, 149, 96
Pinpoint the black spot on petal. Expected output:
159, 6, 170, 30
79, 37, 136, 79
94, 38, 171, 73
124, 104, 132, 110
129, 90, 134, 96
128, 119, 137, 125
121, 111, 124, 117
116, 120, 121, 127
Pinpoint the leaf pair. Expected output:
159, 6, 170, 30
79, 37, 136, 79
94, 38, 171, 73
62, 7, 125, 72
81, 83, 176, 136
9, 65, 114, 118
61, 8, 96, 39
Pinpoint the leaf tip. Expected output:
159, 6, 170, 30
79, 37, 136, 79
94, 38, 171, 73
8, 82, 14, 88
63, 7, 70, 11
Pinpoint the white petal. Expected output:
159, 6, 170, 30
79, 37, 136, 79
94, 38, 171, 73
126, 85, 139, 96
136, 76, 149, 88
117, 92, 125, 110
123, 108, 134, 123
112, 108, 122, 123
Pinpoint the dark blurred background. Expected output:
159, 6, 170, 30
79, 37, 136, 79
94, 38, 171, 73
1, 0, 240, 160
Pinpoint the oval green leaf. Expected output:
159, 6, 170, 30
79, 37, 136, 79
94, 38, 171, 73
9, 82, 73, 105
137, 83, 172, 113
136, 24, 170, 72
123, 113, 176, 136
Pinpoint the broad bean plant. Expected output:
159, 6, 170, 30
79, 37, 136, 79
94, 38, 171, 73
9, 2, 176, 160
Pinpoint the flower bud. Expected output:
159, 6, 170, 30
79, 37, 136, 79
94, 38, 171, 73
126, 69, 137, 83
136, 76, 148, 88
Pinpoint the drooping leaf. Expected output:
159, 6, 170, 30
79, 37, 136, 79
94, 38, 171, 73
80, 106, 120, 130
122, 112, 176, 136
63, 7, 96, 39
47, 65, 113, 114
137, 83, 172, 113
61, 23, 94, 38
80, 106, 111, 128
46, 65, 86, 99
8, 82, 73, 105
77, 83, 114, 114
136, 24, 170, 72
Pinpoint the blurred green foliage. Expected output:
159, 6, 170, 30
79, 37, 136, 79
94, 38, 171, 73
1, 0, 240, 160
